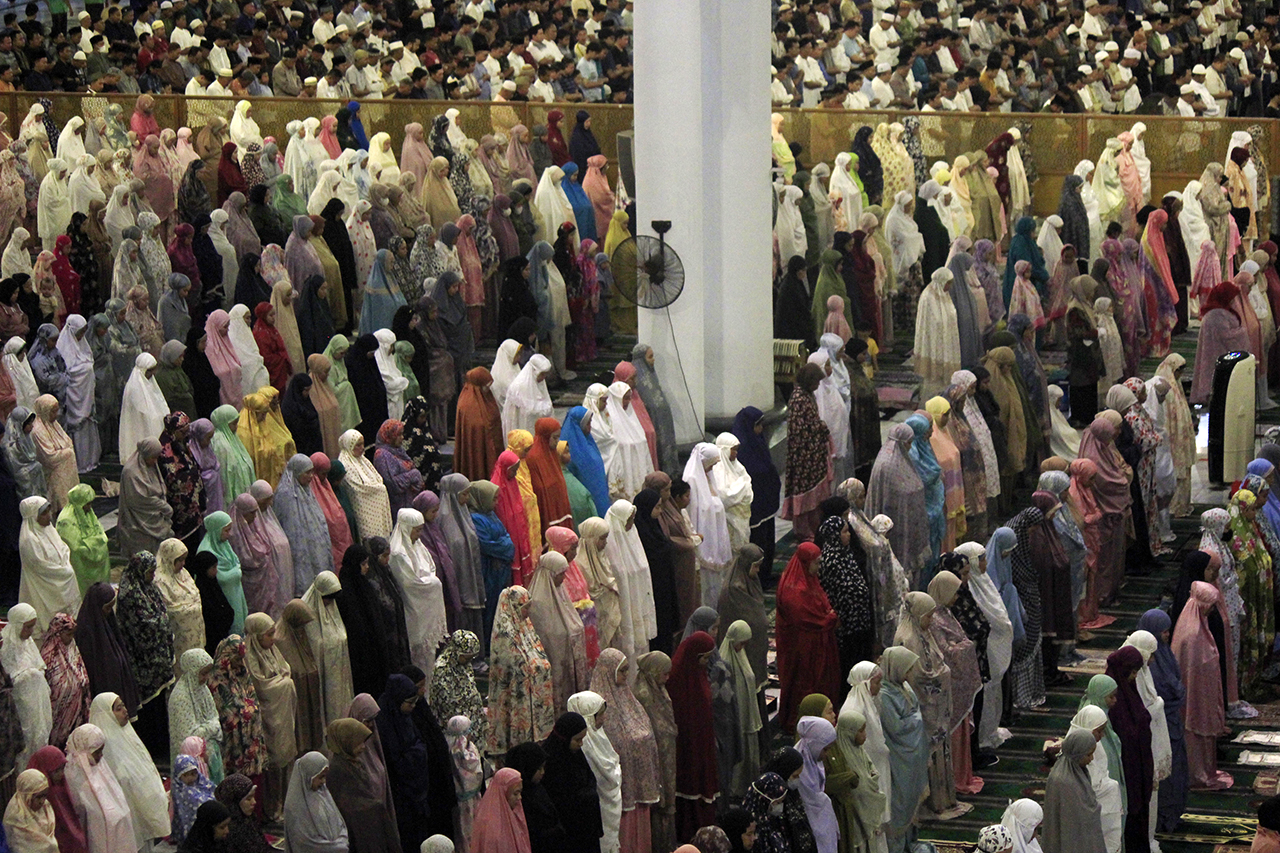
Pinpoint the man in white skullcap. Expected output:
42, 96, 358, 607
1114, 48, 1142, 112
869, 12, 901, 65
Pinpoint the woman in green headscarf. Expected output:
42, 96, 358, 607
559, 439, 597, 528
199, 510, 247, 635
828, 707, 887, 853
210, 404, 256, 501
1077, 672, 1126, 814
326, 458, 359, 539
811, 250, 853, 343
56, 482, 111, 594
271, 175, 309, 222
322, 335, 361, 432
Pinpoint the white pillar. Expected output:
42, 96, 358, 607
632, 0, 774, 444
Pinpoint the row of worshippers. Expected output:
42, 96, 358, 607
763, 431, 1263, 853
772, 117, 1279, 403
12, 95, 628, 372
0, 343, 786, 853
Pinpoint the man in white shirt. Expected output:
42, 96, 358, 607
312, 9, 337, 45
184, 68, 210, 95
1080, 0, 1107, 39
797, 38, 827, 107
529, 63, 557, 102
1114, 48, 1142, 112
1076, 65, 1096, 110
1189, 64, 1222, 116
529, 26, 565, 63
869, 62, 895, 107
317, 65, 351, 99
1203, 56, 1230, 115
348, 50, 374, 97
1177, 83, 1200, 115
868, 14, 900, 66
170, 17, 195, 50
205, 67, 233, 96
391, 42, 418, 81
969, 7, 995, 51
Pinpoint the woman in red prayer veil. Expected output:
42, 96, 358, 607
775, 541, 841, 733
670, 630, 719, 842
490, 448, 534, 587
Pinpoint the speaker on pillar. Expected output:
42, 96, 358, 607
615, 130, 635, 196
1207, 350, 1255, 486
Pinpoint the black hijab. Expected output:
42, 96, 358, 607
507, 741, 567, 853
850, 126, 883, 205
391, 305, 431, 397
364, 537, 413, 674
774, 255, 815, 351
540, 712, 603, 853
346, 333, 388, 445
568, 110, 601, 182
334, 543, 394, 697
190, 214, 225, 306
499, 256, 537, 341
247, 184, 288, 247
400, 664, 459, 840
375, 673, 433, 846
321, 198, 358, 318
233, 254, 271, 309
190, 550, 234, 655
183, 324, 222, 419
177, 800, 231, 853
296, 273, 335, 358
75, 581, 142, 713
281, 373, 322, 456
632, 488, 678, 654
213, 774, 271, 853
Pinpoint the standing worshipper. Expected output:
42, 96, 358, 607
87, 692, 171, 848
301, 571, 354, 727
1171, 581, 1234, 790
204, 635, 268, 802
2, 604, 51, 768
333, 545, 395, 701
115, 550, 176, 747
389, 507, 448, 677
879, 646, 928, 853
374, 674, 434, 853
866, 423, 930, 586
670, 630, 721, 839
243, 612, 299, 819
776, 542, 840, 733
818, 513, 875, 690
795, 716, 839, 853
1041, 728, 1106, 853
56, 483, 110, 596
18, 496, 79, 633
74, 582, 140, 715
272, 600, 322, 756
64, 723, 137, 853
1139, 608, 1188, 830
38, 612, 90, 750
31, 396, 77, 512
54, 315, 98, 472
527, 550, 590, 714
168, 647, 225, 784
325, 718, 400, 853
487, 585, 557, 756
1106, 646, 1155, 853
781, 363, 832, 542
201, 512, 248, 636
283, 752, 350, 853
631, 488, 680, 654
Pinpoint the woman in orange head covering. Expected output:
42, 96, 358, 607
526, 417, 573, 534
454, 366, 504, 481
